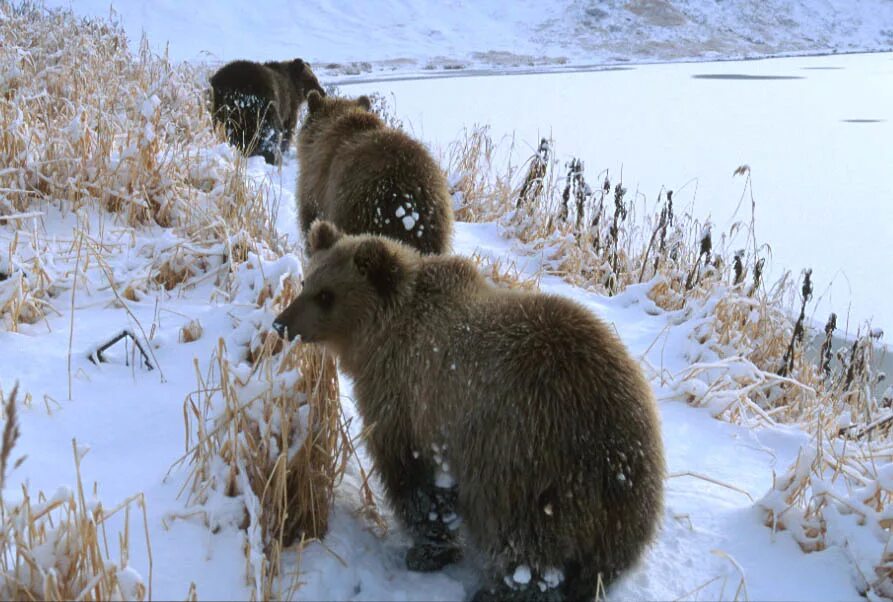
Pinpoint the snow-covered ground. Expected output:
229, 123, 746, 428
3, 3, 892, 601
46, 0, 893, 76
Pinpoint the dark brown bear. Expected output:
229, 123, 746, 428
209, 59, 324, 164
273, 221, 665, 602
296, 92, 453, 255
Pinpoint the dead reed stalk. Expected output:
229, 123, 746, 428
1, 434, 152, 601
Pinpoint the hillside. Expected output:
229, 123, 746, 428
45, 0, 893, 78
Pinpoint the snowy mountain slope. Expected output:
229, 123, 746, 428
45, 0, 893, 76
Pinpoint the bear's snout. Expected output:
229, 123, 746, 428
271, 304, 299, 342
271, 317, 306, 343
271, 320, 288, 338
272, 298, 311, 342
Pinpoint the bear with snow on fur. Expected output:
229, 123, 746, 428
296, 92, 453, 255
209, 58, 324, 164
272, 221, 665, 602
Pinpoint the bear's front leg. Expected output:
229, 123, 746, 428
368, 432, 462, 572
280, 126, 295, 154
403, 483, 462, 572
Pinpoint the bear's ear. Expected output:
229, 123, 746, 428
308, 220, 342, 254
356, 95, 372, 112
307, 89, 324, 113
354, 239, 404, 298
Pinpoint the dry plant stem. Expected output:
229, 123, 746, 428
0, 383, 20, 492
779, 269, 813, 377
674, 575, 724, 601
712, 549, 750, 602
89, 330, 155, 370
86, 238, 165, 382
67, 228, 84, 400
668, 471, 754, 502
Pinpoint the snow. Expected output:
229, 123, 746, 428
346, 52, 893, 337
2, 3, 891, 601
43, 1, 893, 77
512, 564, 531, 586
542, 567, 563, 589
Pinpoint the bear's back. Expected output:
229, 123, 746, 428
210, 60, 278, 100
404, 263, 651, 418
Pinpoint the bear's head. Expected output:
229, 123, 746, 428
272, 221, 412, 354
286, 58, 326, 98
303, 91, 372, 129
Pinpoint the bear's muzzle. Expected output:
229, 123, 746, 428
271, 320, 287, 338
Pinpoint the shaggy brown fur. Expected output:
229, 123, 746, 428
297, 92, 453, 255
210, 58, 324, 164
273, 222, 665, 602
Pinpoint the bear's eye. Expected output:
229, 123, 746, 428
316, 289, 334, 309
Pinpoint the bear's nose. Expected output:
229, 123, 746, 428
271, 321, 287, 337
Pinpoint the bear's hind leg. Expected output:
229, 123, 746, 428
471, 554, 572, 602
471, 582, 563, 602
257, 121, 283, 165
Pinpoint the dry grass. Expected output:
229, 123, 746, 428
1, 386, 152, 601
173, 255, 364, 599
0, 3, 208, 224
468, 251, 539, 291
446, 126, 515, 223
178, 340, 347, 600
179, 319, 203, 343
447, 126, 736, 306
0, 1, 286, 332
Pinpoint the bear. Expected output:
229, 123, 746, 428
209, 58, 324, 164
272, 221, 665, 602
296, 91, 453, 255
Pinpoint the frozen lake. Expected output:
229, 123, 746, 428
345, 52, 893, 338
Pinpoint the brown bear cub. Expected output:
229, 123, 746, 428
209, 59, 324, 164
273, 221, 665, 602
296, 92, 453, 255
